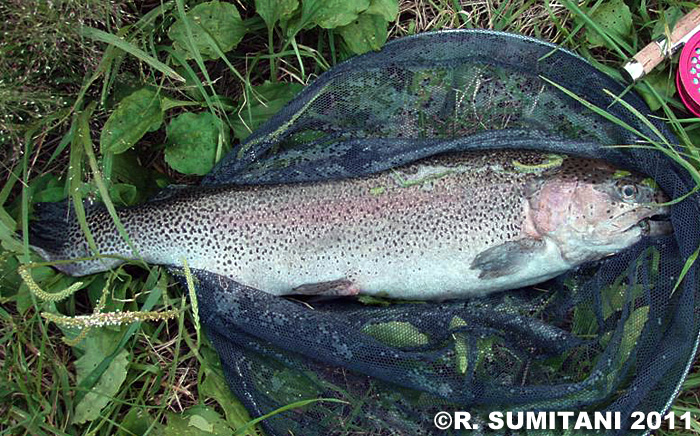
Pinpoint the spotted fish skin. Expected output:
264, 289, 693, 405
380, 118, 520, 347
30, 150, 668, 300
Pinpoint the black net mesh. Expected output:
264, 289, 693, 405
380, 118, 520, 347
180, 31, 700, 435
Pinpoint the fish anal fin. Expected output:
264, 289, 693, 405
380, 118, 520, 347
470, 238, 545, 279
292, 279, 360, 296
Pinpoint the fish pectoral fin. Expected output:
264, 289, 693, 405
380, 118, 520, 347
470, 238, 546, 279
292, 279, 360, 296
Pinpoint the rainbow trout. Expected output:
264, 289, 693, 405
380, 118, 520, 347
30, 150, 669, 300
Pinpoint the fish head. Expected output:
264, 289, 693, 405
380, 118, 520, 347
527, 158, 670, 263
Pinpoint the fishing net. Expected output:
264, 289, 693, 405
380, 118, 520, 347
183, 31, 699, 435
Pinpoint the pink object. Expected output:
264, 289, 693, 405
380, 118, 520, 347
677, 31, 700, 117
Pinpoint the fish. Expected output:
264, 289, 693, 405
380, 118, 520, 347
29, 150, 670, 300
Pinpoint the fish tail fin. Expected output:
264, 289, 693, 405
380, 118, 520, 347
29, 200, 73, 253
29, 200, 104, 276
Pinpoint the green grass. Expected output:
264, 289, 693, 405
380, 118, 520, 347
1, 0, 700, 434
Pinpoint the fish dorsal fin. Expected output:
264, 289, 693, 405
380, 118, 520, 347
147, 184, 193, 202
203, 129, 620, 187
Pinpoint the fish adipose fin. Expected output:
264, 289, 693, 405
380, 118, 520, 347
470, 238, 546, 279
292, 279, 360, 296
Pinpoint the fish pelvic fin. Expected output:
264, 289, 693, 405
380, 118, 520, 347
292, 279, 360, 296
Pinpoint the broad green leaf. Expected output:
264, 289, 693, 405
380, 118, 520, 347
450, 316, 468, 374
16, 266, 55, 315
199, 346, 259, 434
190, 416, 214, 432
619, 306, 649, 362
108, 183, 138, 206
32, 174, 65, 203
571, 305, 598, 338
0, 216, 22, 253
73, 329, 129, 424
651, 6, 684, 40
232, 81, 304, 141
0, 255, 21, 299
107, 74, 145, 109
72, 273, 166, 406
7, 172, 61, 218
356, 294, 392, 306
449, 316, 467, 329
256, 0, 299, 29
234, 398, 346, 435
117, 408, 159, 436
454, 334, 468, 374
33, 186, 65, 203
111, 151, 168, 202
161, 96, 203, 111
169, 1, 247, 60
637, 71, 676, 112
686, 127, 700, 152
15, 284, 34, 317
269, 368, 322, 404
302, 0, 370, 29
165, 112, 230, 175
100, 88, 163, 154
366, 0, 398, 21
337, 13, 388, 54
474, 335, 502, 373
586, 0, 633, 48
362, 321, 429, 347
165, 405, 232, 436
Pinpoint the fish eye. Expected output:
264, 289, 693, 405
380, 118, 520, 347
620, 184, 637, 200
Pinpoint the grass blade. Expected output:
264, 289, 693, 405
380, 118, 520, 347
81, 27, 185, 83
77, 103, 145, 264
172, 0, 233, 163
233, 398, 347, 435
67, 106, 98, 257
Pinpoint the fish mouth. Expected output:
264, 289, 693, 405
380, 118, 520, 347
618, 206, 671, 237
638, 214, 672, 236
